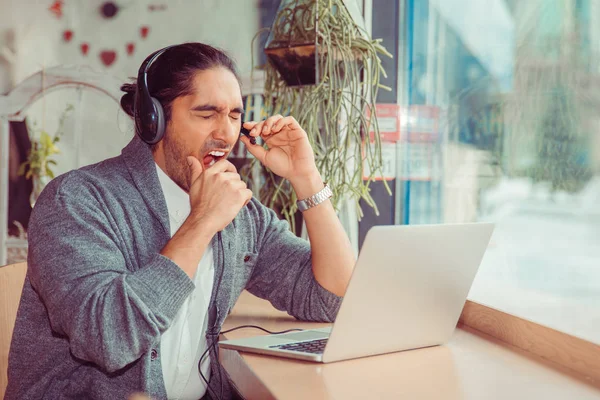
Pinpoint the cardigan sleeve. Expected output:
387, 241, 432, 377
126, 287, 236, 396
27, 172, 195, 373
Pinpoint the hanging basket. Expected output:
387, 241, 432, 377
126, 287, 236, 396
264, 44, 318, 86
263, 0, 365, 87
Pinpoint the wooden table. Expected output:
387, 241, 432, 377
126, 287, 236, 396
219, 291, 600, 400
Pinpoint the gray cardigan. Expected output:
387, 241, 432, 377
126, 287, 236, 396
6, 136, 342, 400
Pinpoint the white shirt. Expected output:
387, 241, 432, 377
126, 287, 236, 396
156, 164, 215, 400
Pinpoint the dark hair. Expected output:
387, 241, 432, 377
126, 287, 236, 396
120, 42, 240, 124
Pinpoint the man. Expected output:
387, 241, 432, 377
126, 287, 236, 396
6, 42, 355, 399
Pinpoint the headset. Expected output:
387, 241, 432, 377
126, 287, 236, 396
134, 45, 176, 145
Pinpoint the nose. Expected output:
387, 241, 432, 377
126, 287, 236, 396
212, 115, 240, 144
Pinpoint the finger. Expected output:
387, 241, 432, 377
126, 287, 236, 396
240, 126, 257, 145
261, 115, 283, 136
242, 188, 253, 206
218, 169, 245, 182
218, 171, 243, 181
240, 135, 268, 164
187, 156, 203, 184
243, 121, 260, 130
208, 158, 238, 174
249, 120, 266, 137
272, 116, 298, 133
224, 179, 248, 191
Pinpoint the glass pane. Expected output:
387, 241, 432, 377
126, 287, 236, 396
403, 0, 600, 343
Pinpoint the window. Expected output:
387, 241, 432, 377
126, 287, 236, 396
399, 0, 600, 343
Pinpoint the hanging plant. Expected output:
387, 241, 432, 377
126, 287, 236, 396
245, 0, 392, 233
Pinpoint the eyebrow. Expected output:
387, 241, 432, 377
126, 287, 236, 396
191, 104, 244, 114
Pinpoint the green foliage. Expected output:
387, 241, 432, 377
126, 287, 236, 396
18, 104, 74, 181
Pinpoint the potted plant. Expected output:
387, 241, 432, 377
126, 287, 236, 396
246, 0, 392, 234
18, 104, 74, 207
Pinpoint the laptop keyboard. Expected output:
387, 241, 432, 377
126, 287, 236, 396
269, 338, 328, 354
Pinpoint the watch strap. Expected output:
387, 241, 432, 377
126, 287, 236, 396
297, 184, 333, 212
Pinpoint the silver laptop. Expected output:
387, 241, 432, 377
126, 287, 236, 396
219, 222, 494, 363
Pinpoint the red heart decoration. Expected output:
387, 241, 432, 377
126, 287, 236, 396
126, 42, 135, 56
100, 50, 117, 67
80, 43, 90, 55
63, 30, 73, 42
49, 0, 64, 18
140, 26, 150, 39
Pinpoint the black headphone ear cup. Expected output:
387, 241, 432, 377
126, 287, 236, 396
151, 96, 165, 143
134, 94, 165, 144
134, 45, 175, 144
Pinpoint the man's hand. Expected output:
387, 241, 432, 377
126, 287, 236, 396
160, 157, 251, 279
240, 115, 319, 188
186, 156, 253, 233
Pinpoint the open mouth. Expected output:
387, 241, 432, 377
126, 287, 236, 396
202, 150, 227, 169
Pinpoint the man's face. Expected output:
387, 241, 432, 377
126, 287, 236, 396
156, 67, 243, 191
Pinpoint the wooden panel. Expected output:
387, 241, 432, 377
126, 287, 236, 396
460, 299, 600, 384
0, 262, 27, 399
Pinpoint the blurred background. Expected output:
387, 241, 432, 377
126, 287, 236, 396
0, 0, 598, 346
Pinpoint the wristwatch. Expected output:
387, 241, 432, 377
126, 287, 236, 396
297, 183, 333, 212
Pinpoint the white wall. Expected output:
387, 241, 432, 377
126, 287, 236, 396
1, 0, 260, 175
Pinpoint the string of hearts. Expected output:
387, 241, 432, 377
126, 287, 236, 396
49, 0, 156, 67
61, 25, 151, 67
